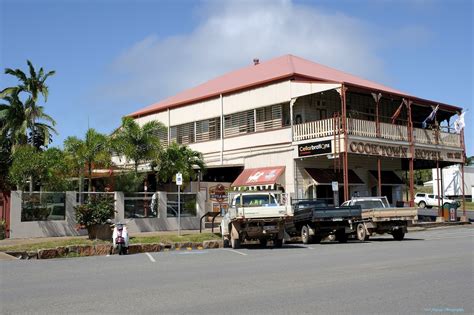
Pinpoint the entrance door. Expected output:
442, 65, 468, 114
381, 186, 393, 204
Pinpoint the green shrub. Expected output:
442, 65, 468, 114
75, 195, 115, 228
0, 220, 6, 240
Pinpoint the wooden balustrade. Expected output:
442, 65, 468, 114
293, 118, 461, 148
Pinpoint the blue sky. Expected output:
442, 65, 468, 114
1, 0, 472, 155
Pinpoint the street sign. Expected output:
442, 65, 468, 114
176, 172, 183, 186
332, 181, 339, 192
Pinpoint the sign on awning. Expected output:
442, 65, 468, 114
231, 166, 285, 189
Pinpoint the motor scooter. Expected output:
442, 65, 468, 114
112, 223, 129, 255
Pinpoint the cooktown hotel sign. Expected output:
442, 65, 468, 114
348, 140, 463, 163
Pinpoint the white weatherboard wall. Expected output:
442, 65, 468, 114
290, 82, 341, 99
433, 165, 473, 197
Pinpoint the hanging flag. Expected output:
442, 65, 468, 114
422, 105, 439, 129
454, 111, 465, 133
391, 101, 405, 124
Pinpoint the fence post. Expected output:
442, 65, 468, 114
115, 191, 124, 222
65, 191, 77, 226
158, 192, 167, 219
9, 191, 22, 239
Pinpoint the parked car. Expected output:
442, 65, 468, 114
414, 193, 458, 209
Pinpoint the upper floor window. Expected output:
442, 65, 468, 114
170, 122, 195, 145
196, 117, 221, 142
224, 109, 255, 138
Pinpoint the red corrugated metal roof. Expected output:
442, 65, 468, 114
129, 54, 460, 117
232, 166, 285, 187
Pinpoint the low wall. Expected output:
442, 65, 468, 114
8, 191, 207, 239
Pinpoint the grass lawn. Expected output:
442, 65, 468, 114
0, 232, 221, 252
460, 201, 474, 211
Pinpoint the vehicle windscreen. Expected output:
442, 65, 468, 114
353, 200, 385, 209
237, 195, 277, 207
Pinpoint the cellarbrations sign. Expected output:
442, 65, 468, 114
298, 140, 332, 157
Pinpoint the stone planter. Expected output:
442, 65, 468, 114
86, 224, 113, 240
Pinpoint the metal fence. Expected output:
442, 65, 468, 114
75, 192, 114, 205
166, 193, 197, 217
124, 192, 157, 218
21, 192, 66, 221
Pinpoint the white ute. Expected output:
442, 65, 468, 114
220, 191, 292, 249
414, 193, 458, 209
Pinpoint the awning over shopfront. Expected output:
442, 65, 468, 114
305, 168, 364, 185
231, 166, 285, 190
369, 171, 404, 185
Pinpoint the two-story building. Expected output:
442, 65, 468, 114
129, 54, 466, 209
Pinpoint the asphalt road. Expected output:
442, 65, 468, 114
1, 226, 473, 315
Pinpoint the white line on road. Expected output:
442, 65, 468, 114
145, 252, 156, 262
220, 248, 248, 256
305, 246, 314, 250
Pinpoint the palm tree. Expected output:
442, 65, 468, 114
64, 129, 111, 192
156, 142, 205, 184
113, 117, 165, 173
4, 60, 55, 102
1, 60, 56, 149
0, 89, 56, 150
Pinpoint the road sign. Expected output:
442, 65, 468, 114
332, 181, 339, 192
176, 172, 183, 186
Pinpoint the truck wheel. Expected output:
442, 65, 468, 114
231, 237, 241, 249
418, 201, 426, 209
259, 238, 268, 248
301, 225, 313, 244
392, 229, 405, 241
335, 230, 348, 243
356, 223, 367, 242
274, 238, 283, 248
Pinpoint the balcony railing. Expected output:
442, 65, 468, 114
293, 118, 339, 141
293, 117, 461, 147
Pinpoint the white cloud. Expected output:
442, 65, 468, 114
101, 0, 390, 111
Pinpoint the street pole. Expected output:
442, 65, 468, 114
176, 172, 182, 236
178, 184, 181, 236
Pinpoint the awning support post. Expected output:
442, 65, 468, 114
340, 85, 349, 201
407, 99, 415, 207
377, 158, 382, 196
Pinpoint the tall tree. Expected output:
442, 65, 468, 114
4, 60, 55, 103
113, 117, 165, 173
1, 61, 56, 149
64, 129, 111, 192
155, 142, 205, 184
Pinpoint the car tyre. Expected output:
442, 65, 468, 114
301, 225, 313, 244
392, 229, 405, 241
418, 201, 426, 209
356, 223, 367, 242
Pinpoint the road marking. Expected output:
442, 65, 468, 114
177, 250, 208, 255
220, 248, 248, 256
306, 246, 314, 250
145, 252, 156, 262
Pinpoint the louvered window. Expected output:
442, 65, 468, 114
156, 127, 168, 148
170, 122, 195, 145
255, 104, 284, 131
196, 117, 221, 142
224, 110, 255, 138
